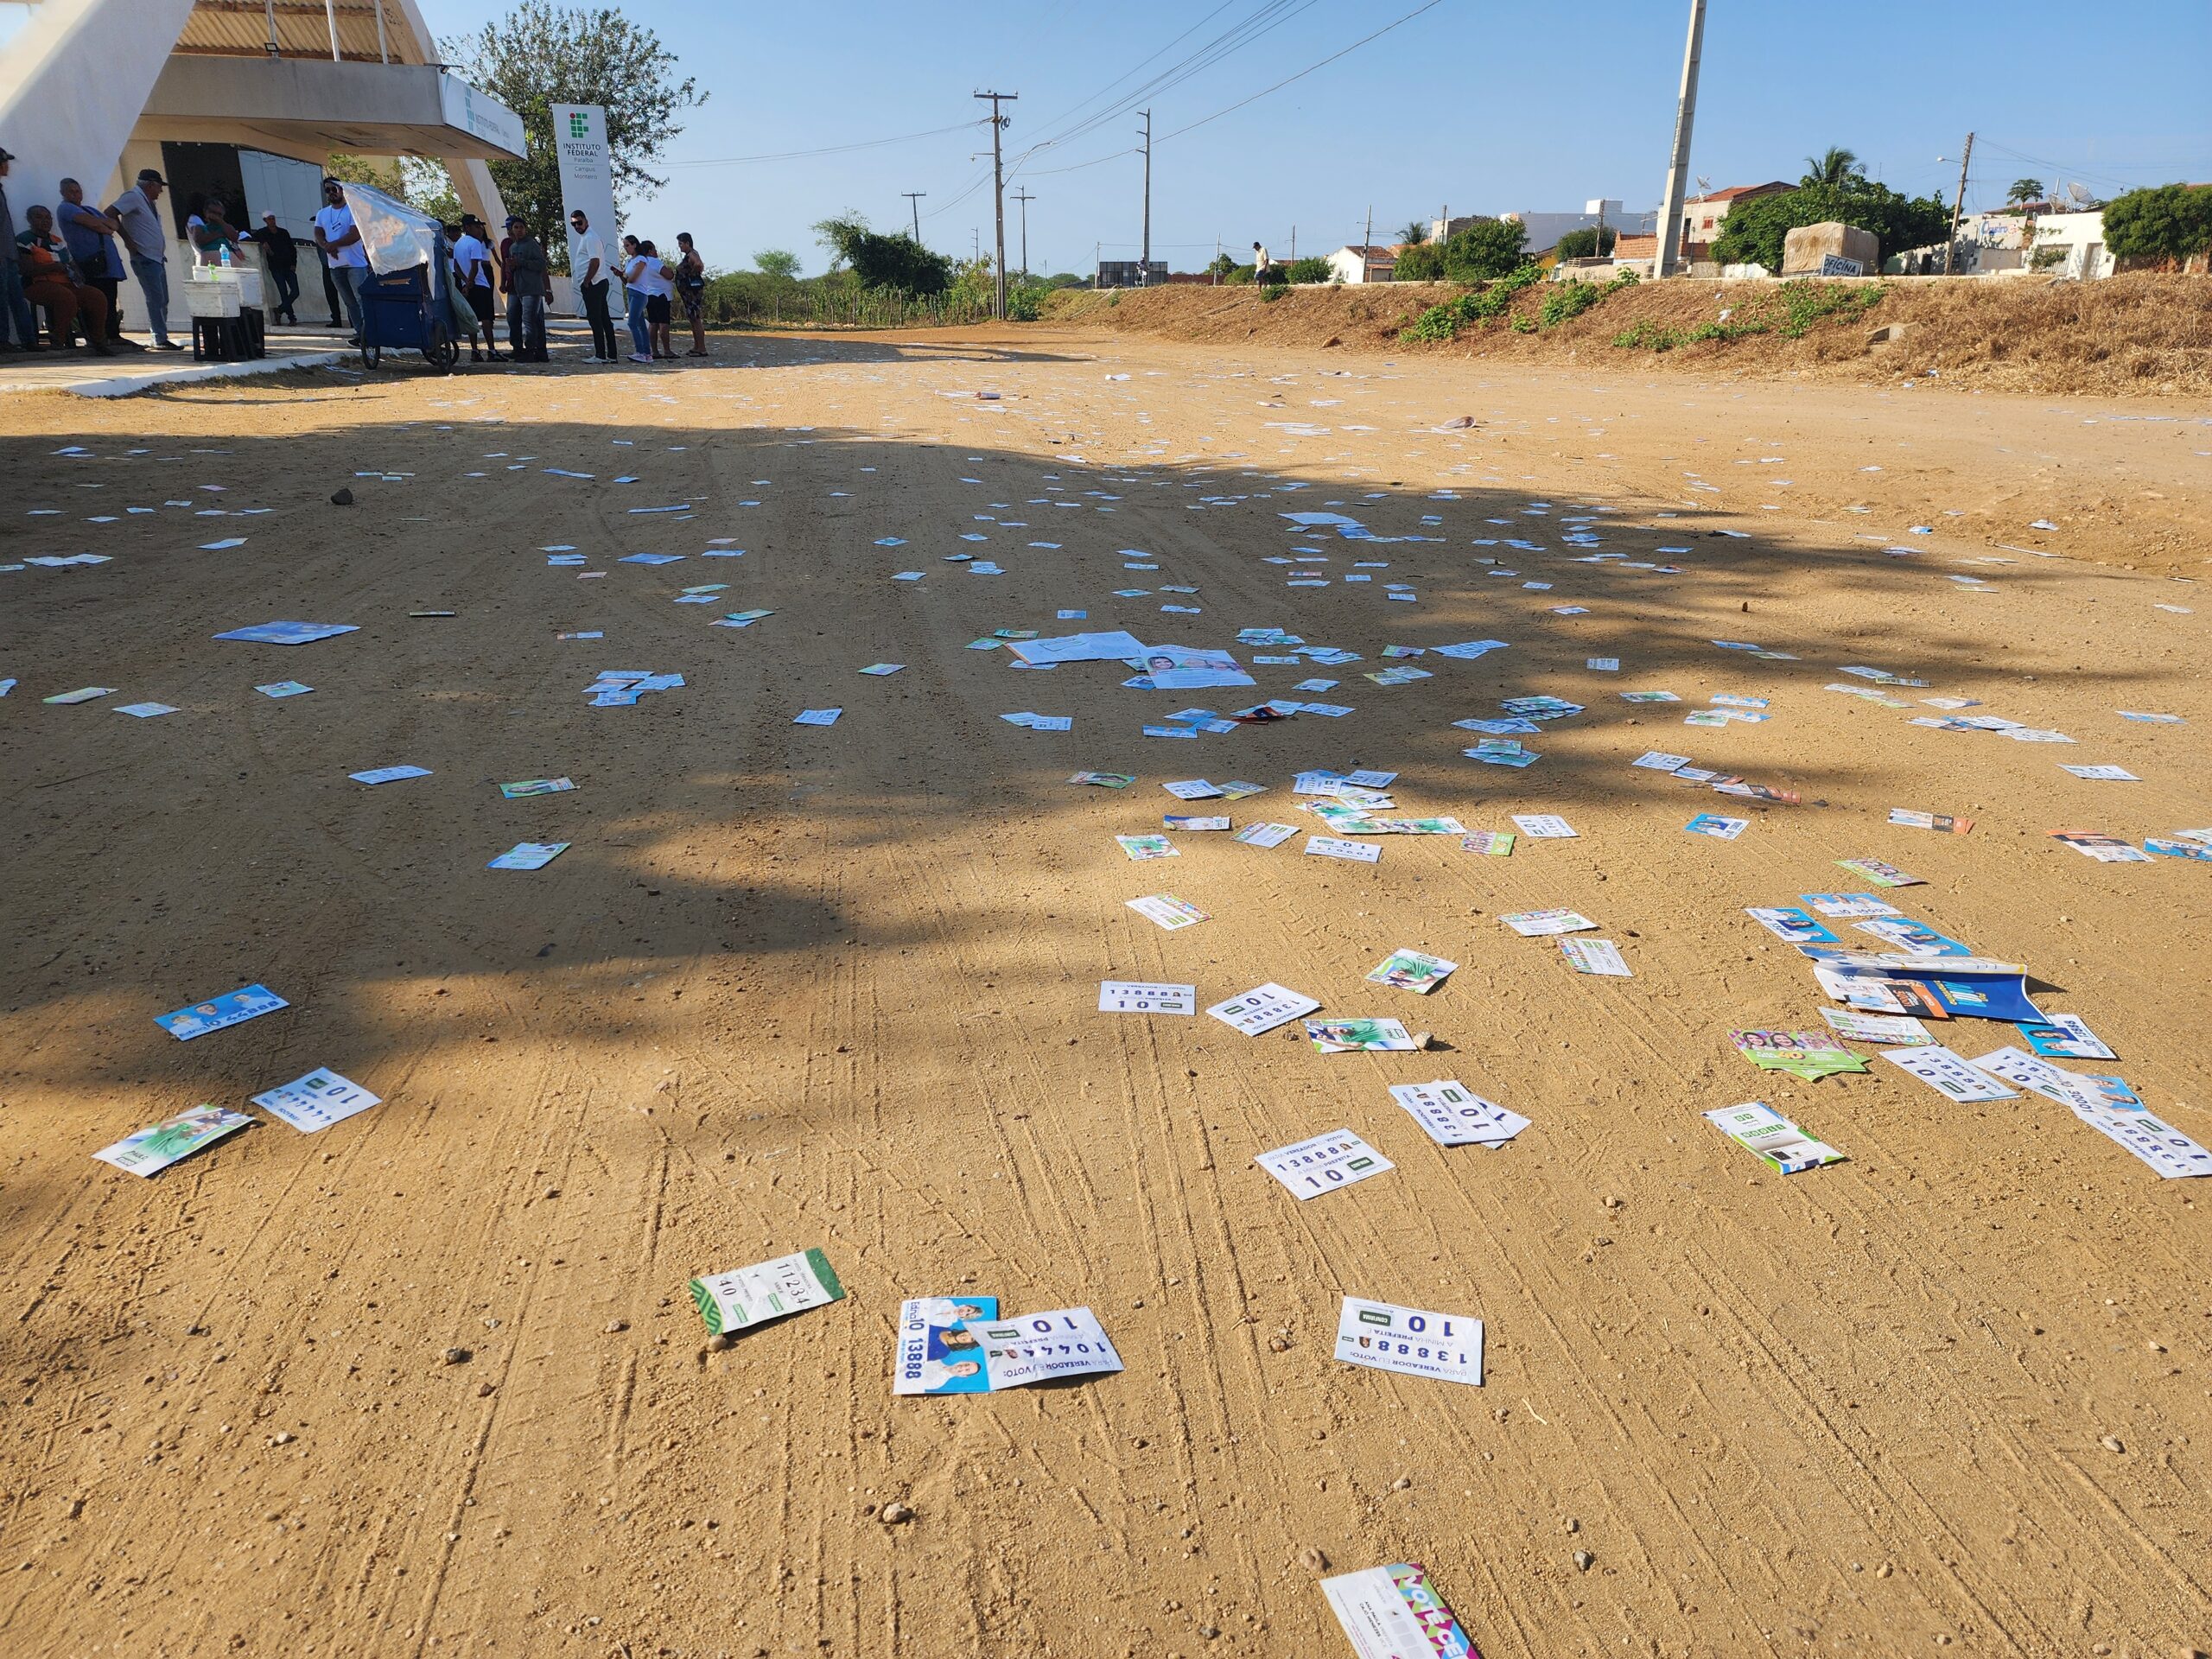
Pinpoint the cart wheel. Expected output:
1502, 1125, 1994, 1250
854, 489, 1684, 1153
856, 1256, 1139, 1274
361, 337, 381, 370
428, 322, 457, 372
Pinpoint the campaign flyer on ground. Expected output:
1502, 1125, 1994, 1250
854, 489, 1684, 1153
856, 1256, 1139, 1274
1333, 1296, 1484, 1387
1321, 1563, 1483, 1659
93, 1104, 255, 1177
893, 1296, 999, 1395
155, 983, 288, 1041
689, 1248, 844, 1338
976, 1307, 1124, 1389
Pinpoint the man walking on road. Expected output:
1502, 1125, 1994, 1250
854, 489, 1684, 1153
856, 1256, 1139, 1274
569, 208, 615, 361
106, 166, 183, 350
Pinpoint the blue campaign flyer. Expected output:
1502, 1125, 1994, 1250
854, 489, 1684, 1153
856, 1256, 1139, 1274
155, 983, 289, 1041
213, 621, 359, 645
893, 1296, 999, 1395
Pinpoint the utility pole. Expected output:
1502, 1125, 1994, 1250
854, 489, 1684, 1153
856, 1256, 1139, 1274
1944, 132, 1975, 276
1012, 189, 1035, 277
1214, 233, 1221, 285
975, 90, 1017, 317
901, 192, 925, 242
1654, 0, 1707, 276
1138, 109, 1153, 286
1290, 225, 1296, 261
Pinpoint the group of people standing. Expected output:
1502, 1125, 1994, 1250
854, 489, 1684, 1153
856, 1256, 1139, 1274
565, 207, 709, 364
2, 148, 191, 354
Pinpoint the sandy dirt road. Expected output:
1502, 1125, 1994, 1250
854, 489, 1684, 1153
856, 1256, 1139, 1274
3, 327, 2209, 1659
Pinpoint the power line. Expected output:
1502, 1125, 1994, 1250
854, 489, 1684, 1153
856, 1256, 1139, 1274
666, 119, 988, 168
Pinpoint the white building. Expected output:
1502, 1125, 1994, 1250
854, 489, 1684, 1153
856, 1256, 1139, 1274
1324, 245, 1396, 284
1501, 205, 1656, 257
0, 0, 524, 334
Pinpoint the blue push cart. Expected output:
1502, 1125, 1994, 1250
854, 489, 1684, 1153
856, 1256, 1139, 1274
358, 237, 459, 372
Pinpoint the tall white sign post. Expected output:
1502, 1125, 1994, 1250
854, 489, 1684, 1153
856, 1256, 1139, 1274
551, 104, 624, 309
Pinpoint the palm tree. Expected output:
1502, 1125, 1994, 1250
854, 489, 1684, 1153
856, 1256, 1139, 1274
2006, 177, 2045, 207
1801, 147, 1865, 188
1398, 219, 1428, 246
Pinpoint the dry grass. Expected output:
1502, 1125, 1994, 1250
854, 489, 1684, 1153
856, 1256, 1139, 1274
1046, 273, 2212, 399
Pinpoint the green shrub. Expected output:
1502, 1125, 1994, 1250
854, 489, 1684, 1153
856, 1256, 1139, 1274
1259, 283, 1284, 304
1224, 264, 1255, 285
2101, 183, 2212, 265
1538, 282, 1603, 328
1393, 241, 1446, 283
1553, 226, 1618, 260
1439, 219, 1529, 282
1610, 279, 1884, 353
1710, 182, 1949, 270
1282, 256, 1333, 284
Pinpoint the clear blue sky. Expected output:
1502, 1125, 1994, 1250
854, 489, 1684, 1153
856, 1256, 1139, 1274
430, 0, 2212, 276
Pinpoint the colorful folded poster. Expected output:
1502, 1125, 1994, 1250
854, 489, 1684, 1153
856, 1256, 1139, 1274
1162, 814, 1230, 833
499, 777, 575, 798
1500, 909, 1596, 937
1731, 1029, 1868, 1081
1126, 893, 1207, 930
1821, 1008, 1932, 1046
1800, 892, 1901, 918
2146, 838, 2212, 861
1882, 1045, 2017, 1103
1389, 1080, 1529, 1147
2018, 1014, 2113, 1060
1334, 1297, 1484, 1387
1234, 822, 1299, 848
1306, 836, 1381, 863
1686, 814, 1749, 840
893, 1296, 1000, 1395
1306, 1017, 1417, 1053
1619, 690, 1681, 703
976, 1307, 1125, 1389
1207, 983, 1320, 1035
1367, 950, 1458, 994
1116, 834, 1178, 861
1256, 1129, 1394, 1198
251, 1067, 381, 1132
1068, 771, 1135, 788
1745, 906, 1838, 944
350, 764, 431, 785
1889, 810, 1974, 834
1510, 814, 1576, 838
1098, 981, 1195, 1014
488, 842, 569, 870
1560, 938, 1632, 977
1459, 831, 1515, 856
690, 1248, 844, 1338
2049, 830, 2151, 863
156, 983, 288, 1041
1321, 1564, 1479, 1659
213, 620, 359, 645
1836, 857, 1921, 888
1705, 1103, 1846, 1175
94, 1104, 255, 1177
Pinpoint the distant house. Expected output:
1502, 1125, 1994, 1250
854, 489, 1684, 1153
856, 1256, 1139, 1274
1325, 245, 1397, 284
1668, 181, 1792, 258
1425, 213, 1497, 245
1094, 259, 1169, 289
1502, 205, 1657, 257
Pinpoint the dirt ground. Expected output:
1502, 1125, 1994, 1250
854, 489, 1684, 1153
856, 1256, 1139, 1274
3, 325, 2209, 1659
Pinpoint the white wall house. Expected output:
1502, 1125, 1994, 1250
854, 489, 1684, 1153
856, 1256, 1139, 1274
1501, 206, 1656, 257
1324, 245, 1395, 284
0, 0, 525, 335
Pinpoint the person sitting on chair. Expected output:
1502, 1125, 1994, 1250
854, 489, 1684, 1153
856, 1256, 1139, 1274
15, 204, 115, 353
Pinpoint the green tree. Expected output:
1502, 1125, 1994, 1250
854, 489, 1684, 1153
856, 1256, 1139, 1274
1398, 219, 1428, 245
2101, 183, 2212, 266
1205, 251, 1236, 281
1710, 181, 1949, 270
754, 248, 801, 282
324, 152, 403, 194
1801, 147, 1864, 188
1393, 239, 1446, 282
1554, 226, 1618, 260
442, 2, 705, 262
2007, 177, 2045, 206
812, 213, 954, 294
1284, 255, 1332, 283
1438, 218, 1529, 281
1045, 271, 1085, 289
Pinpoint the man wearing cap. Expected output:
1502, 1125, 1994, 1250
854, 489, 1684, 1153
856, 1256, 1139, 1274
312, 177, 367, 344
245, 211, 300, 324
56, 179, 130, 349
107, 167, 184, 350
569, 208, 615, 361
0, 145, 41, 351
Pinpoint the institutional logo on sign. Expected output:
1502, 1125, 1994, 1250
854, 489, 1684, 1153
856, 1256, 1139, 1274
569, 112, 589, 137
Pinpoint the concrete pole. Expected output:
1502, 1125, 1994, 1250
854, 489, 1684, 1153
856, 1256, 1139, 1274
1654, 0, 1707, 276
1944, 133, 1974, 275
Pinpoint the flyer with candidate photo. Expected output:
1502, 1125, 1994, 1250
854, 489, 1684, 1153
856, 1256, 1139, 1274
893, 1296, 998, 1395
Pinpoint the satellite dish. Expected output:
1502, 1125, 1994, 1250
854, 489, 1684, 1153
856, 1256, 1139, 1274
2066, 182, 2091, 205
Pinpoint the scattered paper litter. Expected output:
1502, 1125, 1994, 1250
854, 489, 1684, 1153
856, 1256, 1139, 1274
1255, 1129, 1393, 1197
688, 1249, 844, 1337
1334, 1297, 1484, 1386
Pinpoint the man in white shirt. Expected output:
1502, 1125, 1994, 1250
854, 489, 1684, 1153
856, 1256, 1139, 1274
311, 178, 368, 343
105, 166, 183, 350
450, 213, 501, 359
569, 208, 615, 362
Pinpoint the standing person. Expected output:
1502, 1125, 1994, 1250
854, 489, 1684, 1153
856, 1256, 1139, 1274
1251, 240, 1273, 283
55, 178, 130, 349
446, 225, 490, 361
494, 215, 520, 356
246, 211, 299, 323
638, 238, 675, 359
674, 231, 708, 357
0, 145, 42, 351
312, 177, 368, 344
620, 234, 652, 364
504, 216, 550, 361
106, 166, 181, 350
569, 208, 615, 361
16, 205, 116, 353
452, 213, 500, 359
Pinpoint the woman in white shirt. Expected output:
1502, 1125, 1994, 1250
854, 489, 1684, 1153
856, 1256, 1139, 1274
620, 235, 653, 363
636, 238, 676, 360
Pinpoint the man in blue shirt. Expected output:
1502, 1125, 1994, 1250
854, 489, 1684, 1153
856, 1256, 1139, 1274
56, 178, 130, 350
